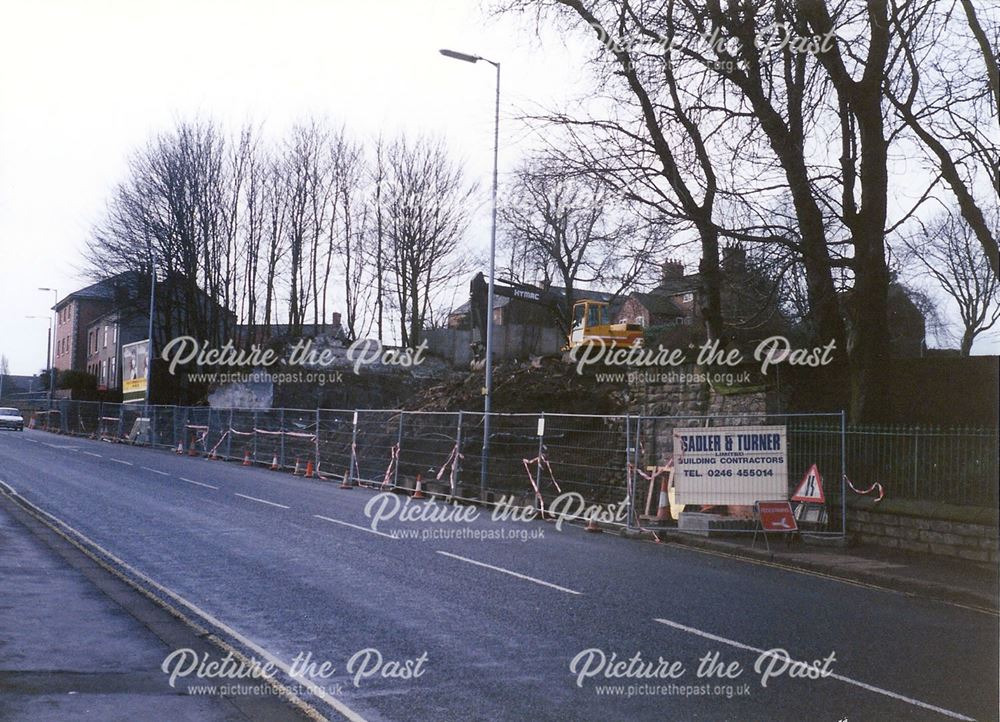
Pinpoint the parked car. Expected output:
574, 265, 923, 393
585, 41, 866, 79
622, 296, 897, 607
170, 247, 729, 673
0, 407, 25, 431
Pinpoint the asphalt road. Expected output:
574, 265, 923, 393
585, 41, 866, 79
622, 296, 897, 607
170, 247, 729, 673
0, 428, 996, 722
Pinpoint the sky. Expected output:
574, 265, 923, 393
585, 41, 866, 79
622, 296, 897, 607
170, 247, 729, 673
0, 0, 594, 374
0, 0, 996, 375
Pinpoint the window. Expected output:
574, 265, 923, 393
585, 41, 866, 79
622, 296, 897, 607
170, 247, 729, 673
109, 357, 116, 386
103, 325, 108, 348
587, 304, 601, 328
682, 293, 694, 303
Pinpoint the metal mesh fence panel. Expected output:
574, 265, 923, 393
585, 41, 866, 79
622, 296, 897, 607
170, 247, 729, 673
398, 411, 461, 496
24, 398, 996, 518
352, 410, 402, 487
317, 409, 355, 480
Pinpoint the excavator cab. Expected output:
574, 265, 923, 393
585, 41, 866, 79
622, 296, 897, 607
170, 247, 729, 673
567, 300, 643, 350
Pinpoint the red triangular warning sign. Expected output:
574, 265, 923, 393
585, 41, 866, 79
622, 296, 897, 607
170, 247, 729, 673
792, 464, 825, 503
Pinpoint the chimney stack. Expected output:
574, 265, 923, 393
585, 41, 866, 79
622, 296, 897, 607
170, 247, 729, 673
661, 259, 684, 282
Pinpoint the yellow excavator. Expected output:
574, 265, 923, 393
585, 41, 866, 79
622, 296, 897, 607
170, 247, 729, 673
468, 273, 643, 362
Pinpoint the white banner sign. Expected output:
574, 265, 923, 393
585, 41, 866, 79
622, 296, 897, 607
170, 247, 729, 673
673, 425, 788, 505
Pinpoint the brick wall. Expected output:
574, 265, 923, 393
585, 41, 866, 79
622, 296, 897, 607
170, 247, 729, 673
849, 507, 999, 563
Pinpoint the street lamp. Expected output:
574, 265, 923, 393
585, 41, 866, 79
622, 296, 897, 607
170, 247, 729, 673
439, 47, 501, 503
26, 315, 52, 402
38, 287, 58, 406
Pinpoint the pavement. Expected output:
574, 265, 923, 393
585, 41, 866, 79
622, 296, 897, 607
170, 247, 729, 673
0, 481, 313, 722
0, 427, 998, 721
649, 529, 999, 614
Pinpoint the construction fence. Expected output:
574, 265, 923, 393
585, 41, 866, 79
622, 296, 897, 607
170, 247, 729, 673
11, 399, 999, 533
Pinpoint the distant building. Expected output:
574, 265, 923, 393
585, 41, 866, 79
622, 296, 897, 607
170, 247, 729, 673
84, 310, 147, 391
615, 248, 790, 345
52, 271, 235, 397
53, 277, 125, 375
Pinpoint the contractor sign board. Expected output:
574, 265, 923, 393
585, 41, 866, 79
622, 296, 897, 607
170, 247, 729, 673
672, 425, 788, 505
122, 339, 149, 404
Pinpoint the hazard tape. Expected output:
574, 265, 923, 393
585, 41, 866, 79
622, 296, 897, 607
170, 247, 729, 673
844, 474, 885, 502
625, 458, 675, 543
522, 448, 561, 514
381, 443, 400, 489
207, 430, 230, 458
253, 428, 317, 440
436, 443, 463, 495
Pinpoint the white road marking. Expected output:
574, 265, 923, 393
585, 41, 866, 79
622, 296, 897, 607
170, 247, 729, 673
313, 514, 396, 539
234, 493, 289, 509
44, 443, 78, 450
436, 550, 582, 595
83, 451, 102, 458
0, 482, 368, 722
141, 466, 170, 476
179, 477, 218, 490
110, 459, 133, 466
652, 618, 974, 721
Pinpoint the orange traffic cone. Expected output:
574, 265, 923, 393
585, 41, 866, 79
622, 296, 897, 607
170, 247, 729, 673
412, 473, 426, 499
242, 448, 252, 466
304, 460, 314, 478
270, 454, 279, 471
339, 468, 353, 489
188, 436, 198, 457
585, 516, 603, 533
655, 475, 670, 521
292, 457, 302, 476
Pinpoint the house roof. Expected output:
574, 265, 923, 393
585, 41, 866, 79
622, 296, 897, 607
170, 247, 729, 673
655, 273, 702, 295
449, 284, 616, 317
54, 275, 126, 309
629, 291, 686, 317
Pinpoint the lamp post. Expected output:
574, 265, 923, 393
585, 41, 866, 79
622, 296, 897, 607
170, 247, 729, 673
439, 47, 501, 502
37, 288, 58, 407
26, 315, 52, 402
146, 258, 156, 408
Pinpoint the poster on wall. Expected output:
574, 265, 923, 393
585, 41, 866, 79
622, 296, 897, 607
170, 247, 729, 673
673, 425, 788, 505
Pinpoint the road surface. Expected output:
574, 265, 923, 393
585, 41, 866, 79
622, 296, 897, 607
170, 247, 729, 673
0, 428, 996, 721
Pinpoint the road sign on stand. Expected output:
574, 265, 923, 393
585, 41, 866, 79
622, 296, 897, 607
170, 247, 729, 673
753, 500, 798, 552
792, 464, 825, 503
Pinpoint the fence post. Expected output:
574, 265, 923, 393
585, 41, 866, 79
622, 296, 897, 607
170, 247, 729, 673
349, 410, 359, 484
252, 409, 258, 463
624, 414, 633, 531
226, 409, 234, 460
279, 408, 285, 470
840, 410, 847, 537
394, 411, 404, 489
151, 405, 157, 447
535, 413, 545, 513
315, 408, 321, 475
453, 410, 464, 499
117, 404, 124, 440
912, 426, 919, 499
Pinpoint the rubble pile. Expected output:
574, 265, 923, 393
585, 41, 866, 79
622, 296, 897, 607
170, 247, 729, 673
405, 357, 630, 414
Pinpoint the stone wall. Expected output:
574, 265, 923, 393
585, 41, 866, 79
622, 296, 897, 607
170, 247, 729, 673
627, 363, 769, 463
849, 505, 999, 564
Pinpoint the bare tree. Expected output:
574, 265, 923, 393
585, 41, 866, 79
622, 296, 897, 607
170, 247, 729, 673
886, 0, 1000, 278
902, 209, 1000, 355
499, 155, 659, 331
380, 135, 478, 346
